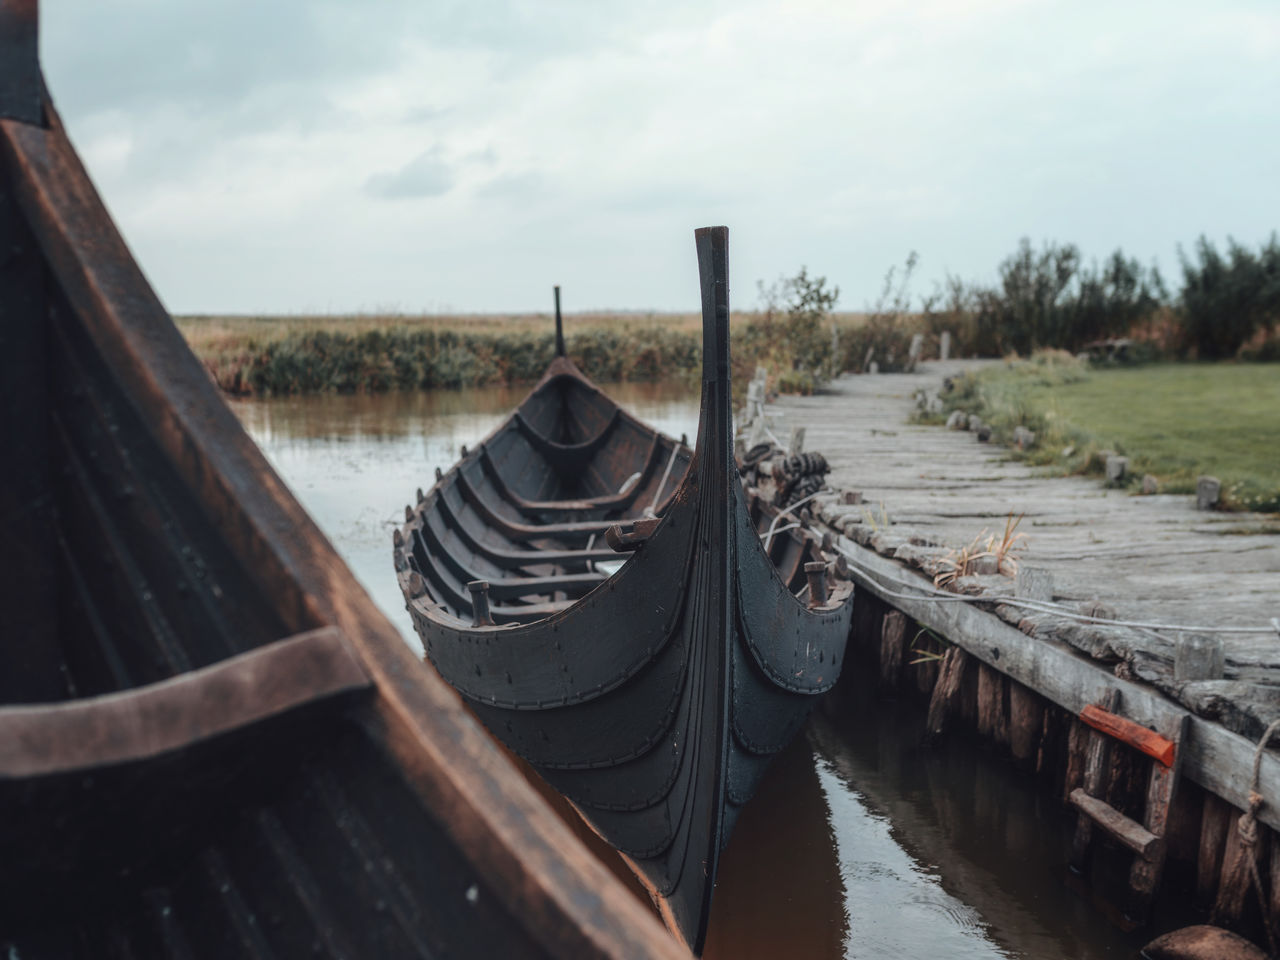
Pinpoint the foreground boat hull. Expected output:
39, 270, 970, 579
398, 228, 854, 951
0, 5, 685, 956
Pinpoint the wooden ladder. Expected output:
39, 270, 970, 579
1068, 688, 1191, 923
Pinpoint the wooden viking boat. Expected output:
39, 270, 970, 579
395, 226, 856, 953
0, 4, 684, 957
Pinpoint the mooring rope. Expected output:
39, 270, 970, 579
761, 491, 823, 551
1225, 717, 1280, 958
644, 442, 683, 519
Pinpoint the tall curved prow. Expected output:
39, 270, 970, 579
654, 225, 737, 952
396, 225, 853, 956
553, 284, 567, 358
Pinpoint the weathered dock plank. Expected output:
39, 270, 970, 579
769, 361, 1280, 829
834, 535, 1280, 830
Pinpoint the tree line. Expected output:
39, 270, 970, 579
749, 232, 1279, 390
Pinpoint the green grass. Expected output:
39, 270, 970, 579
931, 355, 1280, 512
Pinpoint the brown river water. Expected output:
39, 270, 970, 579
230, 385, 1178, 959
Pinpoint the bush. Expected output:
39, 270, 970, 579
1178, 234, 1280, 358
839, 253, 922, 372
969, 240, 1166, 356
201, 326, 702, 395
737, 267, 840, 392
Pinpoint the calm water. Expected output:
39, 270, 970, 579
230, 386, 1159, 959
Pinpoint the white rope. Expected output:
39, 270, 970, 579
762, 522, 802, 543
761, 491, 823, 551
833, 540, 1278, 636
645, 442, 682, 519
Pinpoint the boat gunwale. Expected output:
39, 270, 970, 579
0, 81, 687, 960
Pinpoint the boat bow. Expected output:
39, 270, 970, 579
398, 226, 854, 954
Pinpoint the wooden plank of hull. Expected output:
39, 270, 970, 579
0, 11, 687, 956
403, 227, 855, 953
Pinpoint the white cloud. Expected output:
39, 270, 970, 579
40, 0, 1280, 314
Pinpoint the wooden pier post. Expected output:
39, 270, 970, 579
1197, 793, 1234, 907
1070, 689, 1122, 872
879, 610, 907, 691
926, 646, 970, 736
1009, 681, 1044, 765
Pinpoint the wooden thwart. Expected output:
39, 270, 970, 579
0, 627, 369, 779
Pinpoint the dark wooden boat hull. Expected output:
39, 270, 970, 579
397, 228, 855, 952
0, 5, 683, 957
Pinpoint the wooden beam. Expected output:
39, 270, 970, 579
1069, 789, 1163, 860
0, 0, 40, 125
833, 533, 1280, 832
1071, 688, 1121, 871
880, 609, 907, 689
1081, 703, 1177, 768
1130, 712, 1191, 912
926, 645, 969, 736
0, 121, 59, 701
0, 627, 369, 778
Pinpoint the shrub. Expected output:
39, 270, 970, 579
970, 240, 1166, 356
1177, 234, 1280, 358
200, 326, 702, 395
737, 267, 840, 392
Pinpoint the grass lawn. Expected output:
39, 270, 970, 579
937, 357, 1280, 512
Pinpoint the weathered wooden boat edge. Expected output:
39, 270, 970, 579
0, 4, 686, 956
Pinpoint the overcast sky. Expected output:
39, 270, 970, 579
41, 0, 1280, 315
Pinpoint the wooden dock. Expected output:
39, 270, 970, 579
764, 361, 1280, 942
774, 360, 1279, 733
781, 360, 1277, 632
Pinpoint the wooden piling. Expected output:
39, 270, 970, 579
879, 610, 907, 690
976, 662, 999, 740
1198, 792, 1235, 907
1070, 689, 1122, 873
1212, 805, 1258, 926
1037, 704, 1065, 781
1129, 713, 1191, 917
926, 646, 969, 736
1269, 827, 1280, 947
1009, 681, 1044, 765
